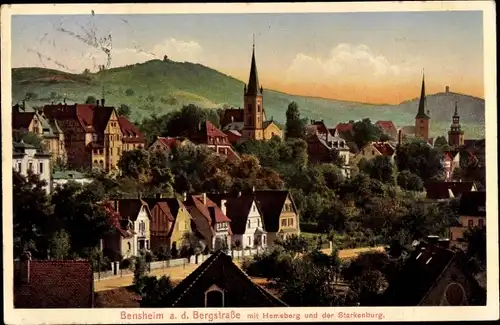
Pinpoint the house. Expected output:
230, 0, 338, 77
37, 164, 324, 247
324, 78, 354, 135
184, 194, 232, 251
221, 116, 283, 141
353, 141, 395, 164
43, 100, 145, 172
118, 115, 146, 152
164, 250, 287, 307
208, 193, 268, 249
13, 102, 67, 163
382, 237, 486, 306
188, 120, 240, 161
143, 197, 193, 255
148, 136, 188, 153
13, 141, 52, 194
424, 181, 477, 200
224, 129, 243, 145
376, 120, 398, 140
335, 122, 353, 136
14, 252, 94, 308
101, 201, 135, 259
51, 170, 93, 190
442, 150, 461, 181
106, 199, 152, 255
448, 191, 486, 249
253, 190, 300, 244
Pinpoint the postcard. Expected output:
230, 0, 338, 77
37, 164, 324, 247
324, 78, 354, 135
2, 2, 498, 324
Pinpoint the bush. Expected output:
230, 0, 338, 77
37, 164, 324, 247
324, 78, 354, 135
120, 258, 132, 270
300, 222, 319, 233
125, 88, 135, 96
242, 246, 293, 279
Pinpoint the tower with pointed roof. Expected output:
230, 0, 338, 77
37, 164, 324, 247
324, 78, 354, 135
242, 38, 265, 141
414, 72, 430, 141
448, 100, 465, 148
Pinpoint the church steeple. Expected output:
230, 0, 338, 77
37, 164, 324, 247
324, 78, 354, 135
448, 99, 464, 148
246, 36, 262, 96
416, 72, 429, 119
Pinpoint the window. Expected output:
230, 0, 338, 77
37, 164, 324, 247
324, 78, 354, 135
372, 150, 375, 155
263, 236, 266, 245
28, 162, 33, 171
117, 148, 121, 156
39, 162, 43, 174
468, 219, 474, 228
247, 220, 251, 228
94, 160, 98, 165
247, 104, 252, 111
248, 237, 251, 246
127, 242, 131, 251
478, 219, 484, 228
146, 240, 149, 250
288, 218, 294, 227
205, 288, 224, 307
110, 148, 113, 155
281, 219, 287, 227
257, 219, 260, 227
17, 162, 21, 171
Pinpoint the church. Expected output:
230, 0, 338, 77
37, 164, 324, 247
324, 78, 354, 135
220, 42, 283, 141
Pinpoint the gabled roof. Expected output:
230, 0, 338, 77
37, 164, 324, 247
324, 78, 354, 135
443, 150, 460, 161
208, 193, 261, 235
165, 250, 287, 307
458, 191, 486, 217
221, 108, 244, 126
263, 120, 279, 130
306, 120, 329, 136
142, 197, 183, 237
376, 120, 397, 131
118, 116, 145, 143
190, 195, 231, 224
205, 120, 228, 138
109, 199, 151, 221
12, 111, 35, 129
152, 137, 178, 149
14, 259, 94, 308
372, 142, 395, 156
425, 181, 476, 200
100, 201, 134, 238
382, 241, 485, 306
253, 190, 294, 232
335, 122, 353, 133
43, 103, 116, 134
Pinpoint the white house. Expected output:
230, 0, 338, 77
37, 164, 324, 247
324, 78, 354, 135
219, 195, 267, 249
111, 199, 152, 256
13, 141, 51, 194
51, 170, 93, 191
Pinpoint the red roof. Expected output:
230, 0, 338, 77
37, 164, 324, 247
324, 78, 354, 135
376, 120, 397, 131
306, 120, 329, 135
100, 201, 134, 238
336, 122, 353, 133
425, 181, 476, 200
158, 137, 178, 148
192, 194, 232, 224
372, 142, 395, 156
118, 116, 145, 144
12, 112, 35, 130
43, 103, 114, 134
14, 259, 94, 308
205, 120, 228, 138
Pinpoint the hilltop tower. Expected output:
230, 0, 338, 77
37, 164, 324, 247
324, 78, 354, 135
448, 100, 465, 148
414, 72, 430, 141
242, 38, 264, 141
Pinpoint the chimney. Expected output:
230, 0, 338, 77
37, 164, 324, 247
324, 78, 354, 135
96, 100, 100, 106
101, 98, 105, 107
22, 100, 26, 110
445, 86, 450, 93
202, 193, 207, 205
398, 129, 403, 145
231, 116, 234, 123
20, 251, 32, 284
221, 199, 227, 215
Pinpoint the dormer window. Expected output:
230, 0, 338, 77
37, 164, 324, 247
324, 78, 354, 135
205, 285, 224, 307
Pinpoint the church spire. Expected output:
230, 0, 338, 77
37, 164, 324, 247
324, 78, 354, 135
246, 35, 261, 96
453, 100, 459, 117
415, 71, 429, 119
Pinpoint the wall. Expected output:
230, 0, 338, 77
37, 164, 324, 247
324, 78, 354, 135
104, 110, 122, 171
242, 200, 267, 248
13, 149, 52, 194
93, 258, 188, 280
170, 204, 192, 248
263, 123, 283, 140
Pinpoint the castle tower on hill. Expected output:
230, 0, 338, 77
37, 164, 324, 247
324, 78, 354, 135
414, 73, 431, 142
448, 100, 465, 148
242, 40, 265, 141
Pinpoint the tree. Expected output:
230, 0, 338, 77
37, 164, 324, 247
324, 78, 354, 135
13, 129, 45, 151
434, 136, 448, 148
279, 235, 309, 255
395, 139, 443, 181
133, 253, 148, 293
397, 170, 424, 191
350, 118, 382, 150
13, 170, 52, 258
85, 96, 97, 105
117, 104, 132, 118
118, 149, 151, 181
139, 275, 175, 307
463, 227, 486, 274
125, 88, 135, 96
48, 230, 71, 260
285, 101, 306, 140
364, 156, 394, 184
50, 91, 58, 100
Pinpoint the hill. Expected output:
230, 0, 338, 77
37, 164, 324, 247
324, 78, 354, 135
12, 60, 485, 138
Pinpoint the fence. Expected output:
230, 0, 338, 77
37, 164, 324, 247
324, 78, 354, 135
93, 258, 188, 280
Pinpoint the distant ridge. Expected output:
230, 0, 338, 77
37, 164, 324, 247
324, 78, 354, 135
11, 59, 485, 138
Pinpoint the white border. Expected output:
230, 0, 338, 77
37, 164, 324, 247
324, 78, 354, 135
2, 2, 498, 324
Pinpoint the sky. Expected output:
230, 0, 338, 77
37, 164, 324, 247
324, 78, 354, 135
11, 11, 484, 104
